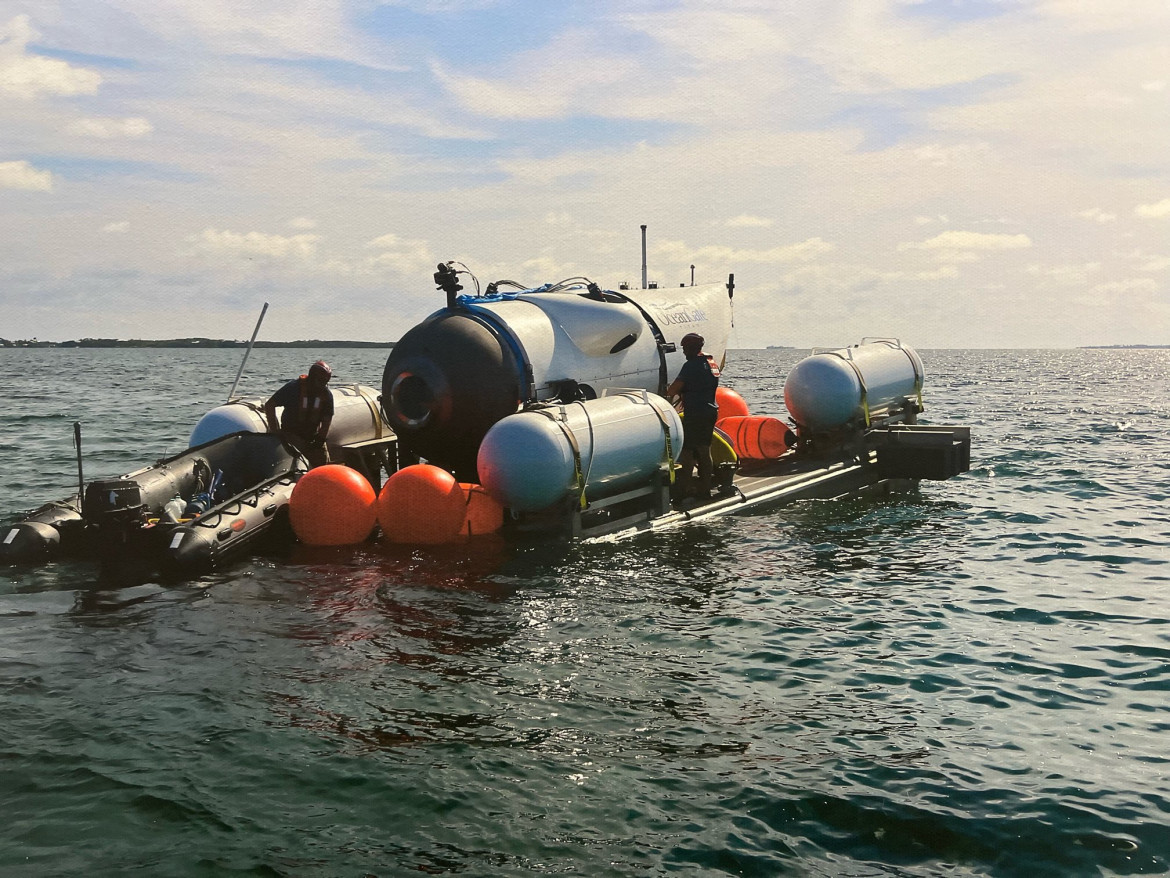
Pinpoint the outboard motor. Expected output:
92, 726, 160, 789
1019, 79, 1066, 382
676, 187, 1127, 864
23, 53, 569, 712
382, 265, 735, 480
83, 478, 147, 527
82, 478, 151, 561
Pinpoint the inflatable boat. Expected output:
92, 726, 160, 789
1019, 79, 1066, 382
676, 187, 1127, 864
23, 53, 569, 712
1, 384, 397, 575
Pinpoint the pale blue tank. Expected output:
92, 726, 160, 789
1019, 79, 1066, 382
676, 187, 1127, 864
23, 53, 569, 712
783, 341, 924, 432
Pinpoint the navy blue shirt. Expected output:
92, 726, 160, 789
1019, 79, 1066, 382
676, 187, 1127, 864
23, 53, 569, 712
675, 355, 720, 419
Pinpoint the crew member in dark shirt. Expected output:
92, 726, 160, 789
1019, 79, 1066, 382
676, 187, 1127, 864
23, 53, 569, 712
264, 360, 335, 468
665, 332, 720, 504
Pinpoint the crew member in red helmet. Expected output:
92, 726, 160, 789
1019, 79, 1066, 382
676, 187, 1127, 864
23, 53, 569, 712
265, 360, 335, 468
666, 332, 720, 504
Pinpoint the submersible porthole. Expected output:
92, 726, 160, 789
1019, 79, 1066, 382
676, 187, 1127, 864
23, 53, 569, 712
389, 372, 435, 427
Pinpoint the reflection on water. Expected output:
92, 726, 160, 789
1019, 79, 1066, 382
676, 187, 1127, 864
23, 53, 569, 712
2, 348, 1170, 875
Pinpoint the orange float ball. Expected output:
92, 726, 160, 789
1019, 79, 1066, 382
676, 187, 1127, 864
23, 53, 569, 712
377, 464, 466, 544
459, 483, 504, 537
715, 386, 751, 421
288, 464, 377, 546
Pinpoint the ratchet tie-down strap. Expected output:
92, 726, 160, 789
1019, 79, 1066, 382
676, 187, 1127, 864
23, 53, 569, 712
535, 407, 588, 510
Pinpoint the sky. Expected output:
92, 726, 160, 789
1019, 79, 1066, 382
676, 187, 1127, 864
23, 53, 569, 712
1, 0, 1168, 348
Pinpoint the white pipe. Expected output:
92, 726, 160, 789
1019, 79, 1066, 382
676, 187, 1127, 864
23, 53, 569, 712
227, 302, 268, 402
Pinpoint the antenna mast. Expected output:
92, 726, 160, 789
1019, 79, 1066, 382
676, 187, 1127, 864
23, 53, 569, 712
640, 224, 648, 290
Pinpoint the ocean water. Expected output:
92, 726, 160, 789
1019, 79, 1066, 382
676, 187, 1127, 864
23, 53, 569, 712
1, 346, 1168, 877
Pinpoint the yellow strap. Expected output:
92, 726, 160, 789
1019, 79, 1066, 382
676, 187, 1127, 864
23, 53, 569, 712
663, 427, 675, 484
536, 408, 587, 509
650, 404, 677, 484
832, 350, 871, 427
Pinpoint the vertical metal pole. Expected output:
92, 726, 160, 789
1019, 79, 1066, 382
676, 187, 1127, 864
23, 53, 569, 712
640, 225, 648, 290
73, 421, 84, 513
690, 264, 695, 286
227, 302, 269, 402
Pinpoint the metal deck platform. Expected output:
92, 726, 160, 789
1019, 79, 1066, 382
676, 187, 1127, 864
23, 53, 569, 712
501, 424, 972, 542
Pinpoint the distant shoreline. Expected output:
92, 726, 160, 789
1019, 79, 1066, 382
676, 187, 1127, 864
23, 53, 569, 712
3, 338, 1166, 351
0, 338, 395, 349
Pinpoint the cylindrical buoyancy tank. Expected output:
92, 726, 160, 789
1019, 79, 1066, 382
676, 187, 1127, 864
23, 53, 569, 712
189, 383, 389, 449
381, 281, 733, 480
477, 391, 683, 512
783, 341, 924, 433
188, 401, 267, 447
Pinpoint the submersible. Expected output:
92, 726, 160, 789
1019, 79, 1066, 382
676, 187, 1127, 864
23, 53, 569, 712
381, 263, 735, 481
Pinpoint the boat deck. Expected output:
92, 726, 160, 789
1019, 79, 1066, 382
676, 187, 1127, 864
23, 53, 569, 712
570, 424, 971, 541
598, 452, 897, 540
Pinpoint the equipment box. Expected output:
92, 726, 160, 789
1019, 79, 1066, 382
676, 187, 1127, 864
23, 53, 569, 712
872, 426, 971, 481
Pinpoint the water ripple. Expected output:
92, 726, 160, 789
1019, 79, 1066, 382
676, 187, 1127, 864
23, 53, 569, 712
2, 348, 1170, 874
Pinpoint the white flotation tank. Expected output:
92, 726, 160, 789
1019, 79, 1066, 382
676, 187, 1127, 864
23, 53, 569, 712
189, 383, 389, 448
188, 401, 268, 446
783, 340, 924, 432
477, 390, 683, 512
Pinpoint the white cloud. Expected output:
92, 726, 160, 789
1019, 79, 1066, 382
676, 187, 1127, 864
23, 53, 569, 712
656, 237, 835, 266
1037, 0, 1170, 34
2, 4, 1169, 348
900, 231, 1033, 253
621, 9, 793, 63
122, 0, 392, 67
0, 15, 101, 99
66, 117, 153, 139
880, 265, 960, 281
724, 215, 774, 228
914, 143, 990, 168
0, 159, 53, 191
365, 232, 436, 276
1075, 208, 1116, 223
1025, 262, 1101, 286
190, 228, 319, 260
1135, 198, 1170, 219
1090, 277, 1158, 296
801, 1, 1025, 93
1137, 255, 1170, 272
434, 30, 639, 121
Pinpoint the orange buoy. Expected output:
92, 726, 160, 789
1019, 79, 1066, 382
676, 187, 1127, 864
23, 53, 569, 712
715, 386, 751, 421
716, 415, 792, 460
377, 464, 466, 544
288, 464, 377, 546
460, 483, 504, 537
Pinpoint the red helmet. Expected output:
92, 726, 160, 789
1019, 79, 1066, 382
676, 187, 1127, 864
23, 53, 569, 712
680, 332, 704, 350
308, 360, 332, 379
